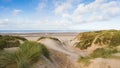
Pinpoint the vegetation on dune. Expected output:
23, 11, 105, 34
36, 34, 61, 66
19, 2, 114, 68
0, 35, 2, 37
19, 41, 50, 60
0, 40, 7, 50
0, 35, 27, 41
109, 31, 120, 47
75, 30, 120, 50
77, 30, 120, 65
39, 44, 50, 59
90, 48, 118, 58
78, 56, 91, 66
78, 47, 119, 66
0, 35, 27, 50
37, 36, 61, 42
49, 37, 60, 41
13, 36, 28, 41
0, 41, 50, 68
37, 37, 46, 41
76, 32, 98, 49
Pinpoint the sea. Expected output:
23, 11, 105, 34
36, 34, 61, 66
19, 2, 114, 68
0, 30, 91, 33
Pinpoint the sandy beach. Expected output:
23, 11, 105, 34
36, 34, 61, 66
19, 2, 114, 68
0, 32, 78, 41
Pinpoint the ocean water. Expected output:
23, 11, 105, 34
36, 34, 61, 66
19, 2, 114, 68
0, 30, 90, 33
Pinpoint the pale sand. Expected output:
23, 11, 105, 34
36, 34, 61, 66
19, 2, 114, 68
0, 33, 77, 41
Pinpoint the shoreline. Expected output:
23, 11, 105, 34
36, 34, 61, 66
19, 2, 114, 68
0, 32, 78, 37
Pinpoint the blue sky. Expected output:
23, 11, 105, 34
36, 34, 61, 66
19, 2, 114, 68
0, 0, 120, 30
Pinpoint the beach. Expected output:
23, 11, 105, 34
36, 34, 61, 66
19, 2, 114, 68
0, 32, 78, 41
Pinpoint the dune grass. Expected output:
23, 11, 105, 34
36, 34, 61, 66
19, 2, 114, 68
37, 37, 46, 41
78, 56, 91, 66
76, 30, 120, 66
75, 30, 120, 50
78, 47, 119, 66
90, 48, 118, 58
37, 36, 61, 43
75, 32, 98, 50
0, 41, 50, 68
0, 35, 27, 50
0, 35, 27, 41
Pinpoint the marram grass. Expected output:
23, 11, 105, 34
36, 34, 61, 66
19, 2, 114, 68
0, 41, 50, 68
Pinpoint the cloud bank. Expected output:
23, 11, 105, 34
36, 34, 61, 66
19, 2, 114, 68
0, 0, 120, 30
54, 0, 120, 24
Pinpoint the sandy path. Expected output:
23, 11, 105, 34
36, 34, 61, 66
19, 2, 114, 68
24, 35, 84, 68
25, 35, 87, 61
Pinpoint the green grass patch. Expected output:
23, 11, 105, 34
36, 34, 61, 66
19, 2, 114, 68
90, 48, 118, 58
78, 47, 120, 66
78, 56, 91, 66
0, 35, 27, 49
0, 41, 50, 68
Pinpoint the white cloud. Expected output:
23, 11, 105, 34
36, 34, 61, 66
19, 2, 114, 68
0, 19, 10, 24
62, 0, 120, 24
69, 16, 120, 30
12, 9, 22, 15
0, 18, 70, 30
1, 0, 120, 30
36, 2, 46, 11
54, 3, 71, 15
53, 0, 81, 15
52, 0, 120, 30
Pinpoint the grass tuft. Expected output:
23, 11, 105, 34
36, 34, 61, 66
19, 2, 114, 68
0, 41, 50, 68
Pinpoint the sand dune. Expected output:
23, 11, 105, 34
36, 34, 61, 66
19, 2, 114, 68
3, 32, 120, 68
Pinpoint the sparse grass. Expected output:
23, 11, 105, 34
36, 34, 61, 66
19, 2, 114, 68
75, 30, 120, 50
37, 37, 46, 41
78, 56, 91, 66
49, 37, 60, 42
0, 35, 2, 37
0, 35, 27, 41
109, 31, 120, 47
39, 44, 50, 60
78, 47, 120, 66
0, 35, 27, 49
0, 40, 6, 50
90, 48, 118, 58
37, 36, 61, 43
75, 32, 97, 49
13, 36, 28, 41
77, 30, 120, 66
109, 55, 120, 59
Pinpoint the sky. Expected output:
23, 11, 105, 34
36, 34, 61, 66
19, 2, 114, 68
0, 0, 120, 30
